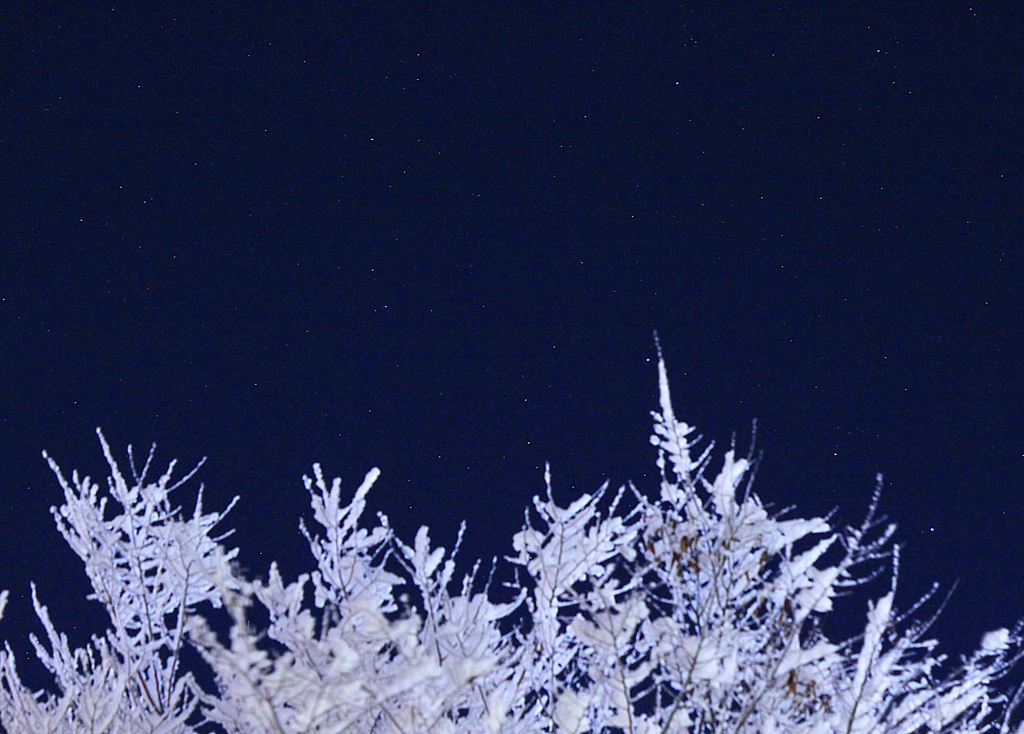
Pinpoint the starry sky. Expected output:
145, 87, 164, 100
1, 2, 1023, 696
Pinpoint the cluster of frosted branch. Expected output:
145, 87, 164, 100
0, 429, 240, 733
1, 348, 1022, 733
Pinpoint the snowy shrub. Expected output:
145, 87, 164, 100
0, 432, 241, 733
1, 341, 1023, 733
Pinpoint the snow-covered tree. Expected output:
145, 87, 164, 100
2, 341, 1022, 733
0, 430, 241, 733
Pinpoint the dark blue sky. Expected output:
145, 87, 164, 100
1, 2, 1022, 695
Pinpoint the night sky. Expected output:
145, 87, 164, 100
2, 2, 1023, 697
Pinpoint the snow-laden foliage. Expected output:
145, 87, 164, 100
2, 346, 1023, 733
0, 430, 240, 733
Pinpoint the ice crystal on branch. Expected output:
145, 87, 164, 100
1, 343, 1023, 733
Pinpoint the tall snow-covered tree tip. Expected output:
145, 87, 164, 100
651, 331, 706, 497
